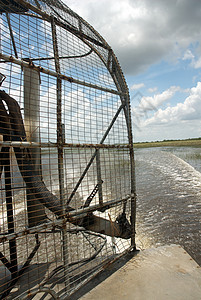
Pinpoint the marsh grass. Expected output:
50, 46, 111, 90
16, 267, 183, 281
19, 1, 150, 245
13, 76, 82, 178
134, 139, 201, 148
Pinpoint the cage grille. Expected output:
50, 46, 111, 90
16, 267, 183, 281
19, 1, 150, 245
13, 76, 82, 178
0, 0, 136, 298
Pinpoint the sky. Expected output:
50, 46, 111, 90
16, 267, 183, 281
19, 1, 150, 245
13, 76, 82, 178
64, 0, 201, 142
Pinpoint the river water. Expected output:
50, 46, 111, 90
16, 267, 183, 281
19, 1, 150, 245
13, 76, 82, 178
135, 146, 201, 266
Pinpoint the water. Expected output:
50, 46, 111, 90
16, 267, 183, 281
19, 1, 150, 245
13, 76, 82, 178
135, 147, 201, 266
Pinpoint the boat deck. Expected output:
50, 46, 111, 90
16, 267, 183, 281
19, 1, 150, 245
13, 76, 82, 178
80, 244, 201, 300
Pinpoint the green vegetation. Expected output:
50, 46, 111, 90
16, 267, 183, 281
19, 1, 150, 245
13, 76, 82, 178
134, 138, 201, 148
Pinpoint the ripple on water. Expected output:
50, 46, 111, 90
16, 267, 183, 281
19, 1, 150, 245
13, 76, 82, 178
135, 147, 201, 266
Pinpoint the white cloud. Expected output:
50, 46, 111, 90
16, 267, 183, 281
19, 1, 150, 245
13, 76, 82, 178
182, 49, 201, 69
133, 81, 201, 142
131, 83, 145, 90
132, 85, 182, 140
182, 49, 194, 61
137, 86, 180, 112
148, 87, 158, 93
64, 0, 201, 75
143, 81, 201, 127
192, 57, 201, 69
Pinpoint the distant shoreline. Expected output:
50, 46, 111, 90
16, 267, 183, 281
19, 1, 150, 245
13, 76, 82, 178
133, 138, 201, 148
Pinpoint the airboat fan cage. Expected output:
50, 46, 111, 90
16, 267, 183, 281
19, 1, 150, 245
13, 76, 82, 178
0, 0, 136, 298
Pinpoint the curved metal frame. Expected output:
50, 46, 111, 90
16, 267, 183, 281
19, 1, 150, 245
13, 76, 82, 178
0, 0, 137, 298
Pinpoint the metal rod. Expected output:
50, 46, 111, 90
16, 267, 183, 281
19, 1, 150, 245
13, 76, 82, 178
65, 195, 130, 218
29, 49, 93, 61
5, 13, 18, 59
67, 102, 126, 204
0, 53, 124, 96
0, 140, 130, 149
0, 195, 130, 244
51, 16, 69, 294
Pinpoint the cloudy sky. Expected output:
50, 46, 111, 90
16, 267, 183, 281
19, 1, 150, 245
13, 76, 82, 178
64, 0, 201, 142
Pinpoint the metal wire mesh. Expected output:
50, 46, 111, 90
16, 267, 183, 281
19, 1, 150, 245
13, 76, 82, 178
0, 0, 136, 298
